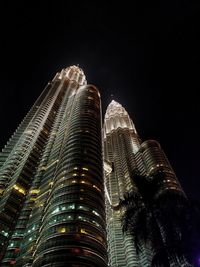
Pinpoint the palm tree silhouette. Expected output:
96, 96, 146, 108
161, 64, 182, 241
119, 170, 197, 266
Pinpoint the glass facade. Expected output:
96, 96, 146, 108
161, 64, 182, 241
0, 68, 188, 267
103, 100, 186, 267
0, 66, 107, 267
135, 140, 185, 198
103, 101, 150, 267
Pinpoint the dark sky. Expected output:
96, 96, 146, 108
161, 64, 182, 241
0, 1, 199, 201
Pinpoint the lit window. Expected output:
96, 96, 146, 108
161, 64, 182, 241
1, 230, 8, 237
80, 229, 88, 234
92, 210, 100, 217
30, 189, 40, 194
87, 96, 94, 100
13, 184, 26, 195
25, 130, 33, 134
92, 221, 100, 227
58, 227, 68, 233
52, 207, 59, 214
82, 167, 88, 171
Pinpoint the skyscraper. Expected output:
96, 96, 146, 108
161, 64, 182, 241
0, 66, 107, 267
0, 66, 189, 267
103, 100, 150, 267
103, 100, 185, 267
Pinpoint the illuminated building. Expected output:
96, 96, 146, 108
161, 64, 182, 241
0, 66, 188, 267
103, 100, 150, 267
103, 100, 185, 267
0, 66, 107, 267
135, 139, 185, 198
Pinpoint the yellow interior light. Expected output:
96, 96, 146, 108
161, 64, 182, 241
30, 189, 40, 194
13, 184, 26, 195
58, 227, 69, 233
80, 229, 88, 234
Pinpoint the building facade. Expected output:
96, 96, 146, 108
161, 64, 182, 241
0, 66, 107, 267
103, 100, 150, 267
103, 100, 186, 267
0, 67, 189, 267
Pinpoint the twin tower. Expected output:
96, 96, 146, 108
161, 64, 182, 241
0, 66, 184, 266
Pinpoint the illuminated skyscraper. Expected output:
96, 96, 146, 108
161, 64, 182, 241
0, 66, 107, 267
103, 100, 185, 267
103, 100, 150, 267
0, 66, 189, 267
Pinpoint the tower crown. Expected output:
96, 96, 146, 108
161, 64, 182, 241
104, 100, 137, 134
58, 65, 87, 85
105, 100, 128, 119
65, 65, 85, 75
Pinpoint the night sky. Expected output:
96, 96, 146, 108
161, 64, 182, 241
0, 1, 200, 201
